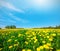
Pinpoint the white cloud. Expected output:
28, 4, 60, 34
27, 0, 58, 11
0, 14, 16, 23
0, 18, 16, 24
9, 13, 29, 23
0, 0, 24, 13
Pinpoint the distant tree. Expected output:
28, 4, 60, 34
0, 28, 1, 29
5, 26, 9, 29
5, 25, 16, 29
10, 25, 16, 29
32, 25, 60, 29
56, 25, 60, 29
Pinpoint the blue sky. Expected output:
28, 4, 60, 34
0, 0, 60, 28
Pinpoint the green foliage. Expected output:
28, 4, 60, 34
0, 29, 60, 51
5, 25, 16, 29
0, 28, 1, 29
33, 25, 60, 29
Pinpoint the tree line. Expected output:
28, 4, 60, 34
33, 25, 60, 29
0, 25, 60, 29
0, 25, 16, 29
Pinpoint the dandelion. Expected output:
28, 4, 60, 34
40, 35, 41, 36
27, 38, 30, 40
28, 35, 31, 38
43, 44, 49, 49
42, 41, 46, 43
57, 49, 60, 51
39, 46, 44, 49
22, 49, 26, 51
11, 36, 15, 38
46, 43, 51, 46
32, 32, 35, 35
33, 36, 36, 39
37, 46, 44, 51
34, 39, 37, 43
52, 34, 56, 36
0, 48, 3, 51
25, 41, 28, 44
18, 34, 22, 37
9, 45, 13, 49
47, 36, 49, 38
37, 47, 40, 51
46, 33, 49, 35
22, 49, 31, 51
49, 48, 53, 51
7, 39, 12, 42
14, 44, 18, 47
49, 38, 53, 41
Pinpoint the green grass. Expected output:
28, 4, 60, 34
0, 29, 60, 51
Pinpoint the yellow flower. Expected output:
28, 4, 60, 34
11, 36, 15, 38
25, 41, 28, 44
7, 39, 12, 42
49, 38, 53, 41
39, 46, 44, 49
27, 38, 30, 40
27, 49, 31, 51
28, 36, 31, 38
34, 39, 37, 43
25, 31, 31, 35
22, 49, 26, 51
57, 49, 60, 51
46, 33, 49, 35
22, 49, 31, 51
9, 45, 13, 49
37, 46, 44, 51
47, 36, 49, 38
37, 47, 40, 51
18, 34, 22, 37
33, 36, 36, 39
40, 35, 41, 36
49, 48, 53, 51
0, 48, 3, 51
14, 44, 18, 47
46, 43, 51, 46
43, 44, 49, 49
43, 31, 46, 32
52, 34, 56, 36
32, 32, 35, 35
42, 41, 46, 43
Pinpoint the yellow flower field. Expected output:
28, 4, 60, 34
0, 29, 60, 51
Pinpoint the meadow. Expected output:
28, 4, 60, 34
0, 29, 60, 51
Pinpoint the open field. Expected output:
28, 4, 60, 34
0, 29, 60, 51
